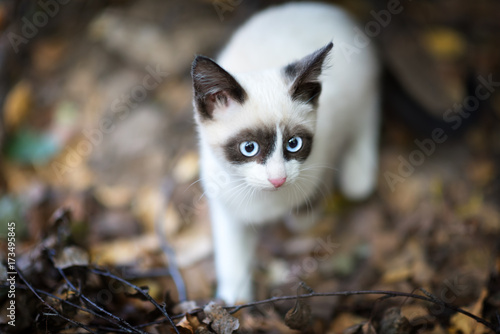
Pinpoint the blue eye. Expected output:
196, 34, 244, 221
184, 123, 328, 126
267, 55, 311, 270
286, 136, 303, 152
240, 141, 259, 157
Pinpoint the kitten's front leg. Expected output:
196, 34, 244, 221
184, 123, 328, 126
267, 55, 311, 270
210, 199, 257, 303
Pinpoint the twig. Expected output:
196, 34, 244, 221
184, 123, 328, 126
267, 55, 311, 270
155, 177, 187, 302
49, 253, 147, 334
11, 283, 131, 333
91, 267, 180, 334
223, 290, 497, 331
16, 267, 98, 334
139, 289, 496, 332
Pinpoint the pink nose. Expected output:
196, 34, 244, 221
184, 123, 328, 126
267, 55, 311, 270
269, 177, 286, 188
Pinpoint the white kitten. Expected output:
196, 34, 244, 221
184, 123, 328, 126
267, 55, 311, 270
191, 2, 380, 303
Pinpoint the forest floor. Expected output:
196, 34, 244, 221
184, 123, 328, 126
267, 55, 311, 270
0, 0, 499, 333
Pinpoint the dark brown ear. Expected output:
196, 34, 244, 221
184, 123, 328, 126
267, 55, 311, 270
283, 42, 333, 106
191, 56, 247, 120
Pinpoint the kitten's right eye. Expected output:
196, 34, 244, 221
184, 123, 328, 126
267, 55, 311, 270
239, 141, 259, 157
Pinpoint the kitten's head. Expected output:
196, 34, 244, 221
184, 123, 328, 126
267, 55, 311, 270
192, 43, 332, 191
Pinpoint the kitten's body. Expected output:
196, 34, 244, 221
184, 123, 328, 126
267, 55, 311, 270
192, 3, 380, 303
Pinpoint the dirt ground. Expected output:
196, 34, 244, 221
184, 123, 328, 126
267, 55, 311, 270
0, 0, 499, 333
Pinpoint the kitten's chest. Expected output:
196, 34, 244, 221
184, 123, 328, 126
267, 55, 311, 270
219, 185, 293, 224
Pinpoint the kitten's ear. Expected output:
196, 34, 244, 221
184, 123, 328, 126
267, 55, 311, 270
283, 42, 333, 106
191, 56, 247, 120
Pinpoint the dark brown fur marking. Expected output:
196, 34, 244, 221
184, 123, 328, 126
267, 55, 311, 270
283, 42, 333, 106
191, 56, 247, 120
224, 127, 277, 164
223, 124, 314, 165
283, 125, 314, 162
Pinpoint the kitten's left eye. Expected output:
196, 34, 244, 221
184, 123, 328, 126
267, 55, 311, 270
240, 141, 259, 157
286, 136, 303, 153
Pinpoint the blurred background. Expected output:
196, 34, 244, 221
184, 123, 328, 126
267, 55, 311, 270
0, 0, 499, 332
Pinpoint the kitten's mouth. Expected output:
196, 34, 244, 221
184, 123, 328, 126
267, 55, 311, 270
263, 186, 282, 192
263, 183, 287, 192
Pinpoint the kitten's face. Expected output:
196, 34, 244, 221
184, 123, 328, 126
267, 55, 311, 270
192, 43, 332, 191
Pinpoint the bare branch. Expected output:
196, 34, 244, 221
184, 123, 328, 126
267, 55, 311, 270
91, 267, 180, 334
16, 267, 98, 334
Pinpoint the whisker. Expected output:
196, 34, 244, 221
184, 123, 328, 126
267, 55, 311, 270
182, 178, 202, 195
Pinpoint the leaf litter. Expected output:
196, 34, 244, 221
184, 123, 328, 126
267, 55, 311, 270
1, 0, 500, 333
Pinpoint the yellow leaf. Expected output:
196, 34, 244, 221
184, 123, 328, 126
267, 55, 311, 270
4, 81, 32, 129
422, 28, 466, 59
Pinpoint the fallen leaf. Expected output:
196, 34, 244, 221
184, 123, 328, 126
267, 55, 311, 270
203, 301, 239, 334
52, 246, 90, 269
379, 307, 411, 334
449, 288, 490, 334
176, 313, 206, 333
284, 298, 312, 331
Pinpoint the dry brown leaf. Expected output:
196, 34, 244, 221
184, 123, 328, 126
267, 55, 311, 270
170, 323, 194, 334
449, 288, 490, 334
176, 313, 206, 333
379, 307, 410, 334
284, 298, 312, 331
203, 301, 239, 334
52, 246, 89, 269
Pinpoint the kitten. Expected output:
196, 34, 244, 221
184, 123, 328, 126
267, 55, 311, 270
191, 2, 380, 303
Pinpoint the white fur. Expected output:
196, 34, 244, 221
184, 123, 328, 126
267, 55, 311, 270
195, 2, 380, 303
